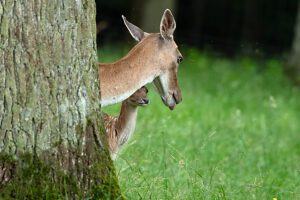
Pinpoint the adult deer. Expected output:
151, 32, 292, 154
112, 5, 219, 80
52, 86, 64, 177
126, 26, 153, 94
98, 9, 183, 110
104, 86, 149, 160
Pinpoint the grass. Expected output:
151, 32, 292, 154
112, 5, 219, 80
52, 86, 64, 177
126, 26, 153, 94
99, 45, 300, 199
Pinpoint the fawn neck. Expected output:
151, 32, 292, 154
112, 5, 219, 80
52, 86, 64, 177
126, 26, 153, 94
99, 34, 161, 107
115, 101, 139, 146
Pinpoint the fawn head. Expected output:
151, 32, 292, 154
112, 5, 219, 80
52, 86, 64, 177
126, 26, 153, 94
127, 86, 149, 107
122, 9, 183, 110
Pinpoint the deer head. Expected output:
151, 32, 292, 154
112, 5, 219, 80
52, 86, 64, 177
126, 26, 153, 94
122, 9, 183, 110
127, 86, 149, 107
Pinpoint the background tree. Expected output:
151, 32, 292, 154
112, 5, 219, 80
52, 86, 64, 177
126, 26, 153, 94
241, 0, 260, 54
96, 0, 298, 57
0, 0, 122, 199
286, 0, 300, 85
137, 0, 176, 32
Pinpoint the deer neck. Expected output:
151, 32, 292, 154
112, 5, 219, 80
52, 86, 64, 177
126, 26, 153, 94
115, 101, 139, 146
99, 34, 161, 107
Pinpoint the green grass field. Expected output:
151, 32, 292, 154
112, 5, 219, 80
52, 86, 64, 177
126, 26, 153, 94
99, 45, 300, 199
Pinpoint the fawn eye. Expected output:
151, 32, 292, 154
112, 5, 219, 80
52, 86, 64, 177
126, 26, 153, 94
177, 56, 183, 63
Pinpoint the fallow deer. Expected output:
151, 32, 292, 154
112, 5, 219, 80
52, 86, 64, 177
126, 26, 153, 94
104, 86, 149, 160
99, 9, 183, 110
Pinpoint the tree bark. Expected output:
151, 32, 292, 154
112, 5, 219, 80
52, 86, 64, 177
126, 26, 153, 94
286, 0, 300, 85
0, 0, 122, 199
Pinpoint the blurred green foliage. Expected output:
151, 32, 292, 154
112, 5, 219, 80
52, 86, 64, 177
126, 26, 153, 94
99, 45, 300, 199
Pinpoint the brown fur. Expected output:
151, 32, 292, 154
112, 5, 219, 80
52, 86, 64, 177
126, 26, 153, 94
99, 9, 183, 110
104, 87, 149, 160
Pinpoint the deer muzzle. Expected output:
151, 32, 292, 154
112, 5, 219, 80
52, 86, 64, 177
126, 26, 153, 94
173, 90, 182, 104
163, 90, 182, 110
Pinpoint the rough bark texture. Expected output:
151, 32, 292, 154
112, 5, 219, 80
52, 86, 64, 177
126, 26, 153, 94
0, 0, 122, 199
286, 0, 300, 85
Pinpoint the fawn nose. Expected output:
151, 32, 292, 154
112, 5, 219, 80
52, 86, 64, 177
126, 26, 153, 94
142, 98, 149, 104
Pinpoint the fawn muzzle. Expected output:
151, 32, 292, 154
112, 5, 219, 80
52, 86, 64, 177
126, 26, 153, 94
140, 98, 149, 106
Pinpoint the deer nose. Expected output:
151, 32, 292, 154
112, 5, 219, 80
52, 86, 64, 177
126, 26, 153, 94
173, 91, 182, 104
177, 56, 183, 63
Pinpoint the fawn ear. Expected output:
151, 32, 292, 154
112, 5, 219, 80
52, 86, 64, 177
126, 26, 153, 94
160, 9, 176, 40
122, 15, 148, 42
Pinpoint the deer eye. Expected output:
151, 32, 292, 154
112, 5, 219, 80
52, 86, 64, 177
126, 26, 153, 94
177, 56, 183, 63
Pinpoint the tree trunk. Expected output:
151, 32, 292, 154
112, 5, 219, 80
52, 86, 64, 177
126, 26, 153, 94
286, 0, 300, 85
0, 0, 122, 199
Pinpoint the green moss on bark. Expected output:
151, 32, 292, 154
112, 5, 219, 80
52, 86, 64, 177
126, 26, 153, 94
0, 153, 64, 200
0, 114, 124, 200
85, 114, 124, 200
0, 142, 124, 199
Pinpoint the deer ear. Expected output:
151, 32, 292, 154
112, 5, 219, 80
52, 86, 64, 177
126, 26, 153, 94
160, 9, 176, 40
122, 15, 148, 42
